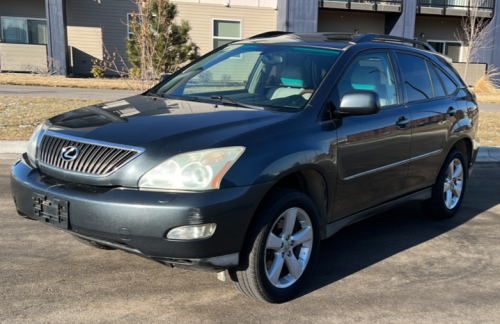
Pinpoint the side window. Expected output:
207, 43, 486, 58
396, 53, 433, 102
435, 65, 459, 95
427, 61, 446, 98
336, 52, 398, 107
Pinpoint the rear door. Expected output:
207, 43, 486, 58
394, 52, 458, 191
332, 51, 412, 219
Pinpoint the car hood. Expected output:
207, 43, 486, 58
47, 95, 292, 150
40, 95, 293, 186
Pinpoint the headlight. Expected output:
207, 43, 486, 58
138, 147, 245, 191
27, 123, 44, 164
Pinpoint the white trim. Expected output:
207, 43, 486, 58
0, 16, 47, 44
212, 18, 242, 49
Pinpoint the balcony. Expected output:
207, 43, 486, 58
418, 0, 495, 17
320, 0, 403, 13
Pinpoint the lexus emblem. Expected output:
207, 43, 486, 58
61, 146, 80, 162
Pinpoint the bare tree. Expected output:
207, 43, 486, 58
456, 0, 495, 82
93, 0, 198, 93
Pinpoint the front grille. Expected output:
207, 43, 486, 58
38, 134, 142, 176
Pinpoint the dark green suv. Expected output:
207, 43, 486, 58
11, 33, 479, 303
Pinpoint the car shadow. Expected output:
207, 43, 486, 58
295, 162, 500, 300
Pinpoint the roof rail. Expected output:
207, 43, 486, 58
351, 34, 436, 52
249, 31, 292, 39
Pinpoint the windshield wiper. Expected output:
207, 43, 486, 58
145, 92, 164, 98
210, 95, 263, 110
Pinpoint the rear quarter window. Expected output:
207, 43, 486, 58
434, 65, 459, 95
396, 53, 434, 102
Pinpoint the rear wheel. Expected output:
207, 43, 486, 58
422, 149, 468, 219
229, 189, 320, 303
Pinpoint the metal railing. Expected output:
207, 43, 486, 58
418, 0, 495, 11
321, 0, 403, 9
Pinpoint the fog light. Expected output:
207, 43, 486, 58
166, 224, 216, 240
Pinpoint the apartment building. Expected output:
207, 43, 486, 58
0, 0, 498, 85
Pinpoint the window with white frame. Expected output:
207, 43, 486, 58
1, 17, 47, 44
427, 40, 463, 63
213, 19, 241, 49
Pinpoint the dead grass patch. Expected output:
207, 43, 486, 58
0, 74, 138, 90
478, 112, 500, 146
476, 93, 500, 104
473, 66, 500, 104
0, 96, 103, 140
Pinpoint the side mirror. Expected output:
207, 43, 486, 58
339, 90, 381, 116
159, 73, 171, 83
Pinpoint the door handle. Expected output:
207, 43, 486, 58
447, 107, 456, 116
396, 116, 410, 128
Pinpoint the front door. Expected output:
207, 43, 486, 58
331, 51, 412, 218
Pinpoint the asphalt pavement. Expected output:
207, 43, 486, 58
1, 154, 500, 323
0, 84, 135, 101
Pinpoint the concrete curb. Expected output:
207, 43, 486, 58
476, 146, 500, 162
1, 141, 499, 162
0, 141, 28, 154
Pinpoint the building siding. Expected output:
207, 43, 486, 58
318, 9, 385, 34
172, 0, 277, 7
0, 43, 47, 71
65, 0, 137, 76
173, 2, 278, 55
0, 0, 46, 20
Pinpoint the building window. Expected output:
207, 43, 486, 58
213, 19, 241, 49
428, 40, 463, 63
1, 17, 47, 44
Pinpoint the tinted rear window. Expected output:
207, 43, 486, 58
435, 65, 459, 95
397, 53, 433, 102
427, 61, 446, 98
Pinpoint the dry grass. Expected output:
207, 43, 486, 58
476, 93, 500, 104
0, 74, 138, 90
473, 66, 500, 104
478, 111, 500, 146
0, 96, 103, 140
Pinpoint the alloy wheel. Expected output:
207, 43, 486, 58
443, 158, 464, 209
264, 207, 314, 288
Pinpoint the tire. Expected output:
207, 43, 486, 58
73, 235, 116, 250
229, 188, 320, 303
422, 149, 468, 219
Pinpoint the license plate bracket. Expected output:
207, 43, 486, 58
33, 193, 69, 229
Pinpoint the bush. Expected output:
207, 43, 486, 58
91, 65, 105, 79
129, 68, 141, 79
473, 66, 500, 94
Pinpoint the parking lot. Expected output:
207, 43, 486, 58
1, 153, 500, 323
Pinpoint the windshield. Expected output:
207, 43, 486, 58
154, 44, 342, 111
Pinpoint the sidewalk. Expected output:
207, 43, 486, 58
1, 141, 499, 162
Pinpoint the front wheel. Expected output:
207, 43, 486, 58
422, 149, 468, 219
229, 189, 320, 303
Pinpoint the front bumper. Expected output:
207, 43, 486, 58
11, 155, 271, 271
